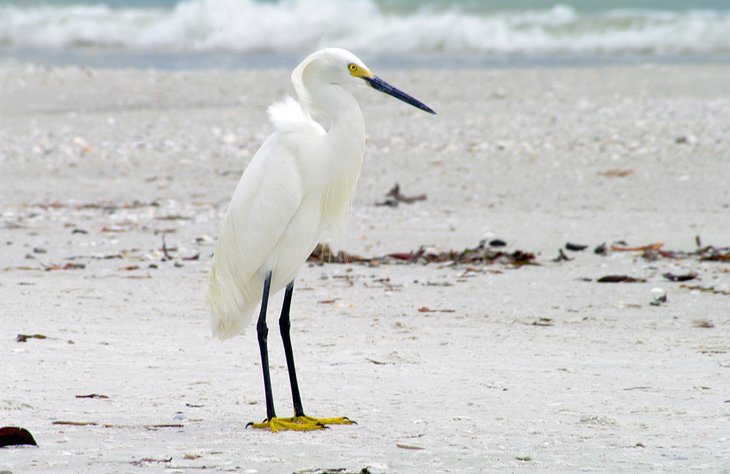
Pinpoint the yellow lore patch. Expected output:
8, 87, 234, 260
347, 62, 374, 78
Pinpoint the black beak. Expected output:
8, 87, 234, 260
364, 76, 436, 115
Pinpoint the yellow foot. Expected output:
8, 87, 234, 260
293, 415, 355, 426
246, 415, 356, 432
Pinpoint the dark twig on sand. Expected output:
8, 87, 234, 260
376, 183, 427, 207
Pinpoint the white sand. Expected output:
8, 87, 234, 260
1, 63, 729, 472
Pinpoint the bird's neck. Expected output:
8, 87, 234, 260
300, 84, 365, 138
298, 83, 365, 228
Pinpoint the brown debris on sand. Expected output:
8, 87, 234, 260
0, 427, 38, 447
308, 241, 536, 267
375, 183, 427, 207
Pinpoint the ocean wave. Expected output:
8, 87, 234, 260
1, 0, 730, 55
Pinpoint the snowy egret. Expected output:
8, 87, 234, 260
207, 48, 435, 432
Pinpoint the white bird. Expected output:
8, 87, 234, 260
207, 48, 435, 432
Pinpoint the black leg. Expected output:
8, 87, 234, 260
279, 282, 305, 417
256, 271, 276, 420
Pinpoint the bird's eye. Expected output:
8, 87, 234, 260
348, 63, 358, 72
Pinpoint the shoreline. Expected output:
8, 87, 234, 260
3, 48, 730, 73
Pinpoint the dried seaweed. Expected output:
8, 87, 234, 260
293, 469, 373, 474
597, 275, 646, 283
698, 246, 730, 262
599, 169, 634, 178
642, 245, 730, 262
43, 262, 85, 271
130, 457, 172, 466
611, 243, 663, 252
16, 333, 46, 342
386, 243, 535, 266
531, 317, 555, 326
418, 307, 455, 313
308, 244, 368, 264
680, 284, 730, 296
663, 272, 698, 282
596, 240, 730, 264
20, 200, 146, 211
308, 242, 535, 267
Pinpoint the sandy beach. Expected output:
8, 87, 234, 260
2, 63, 730, 472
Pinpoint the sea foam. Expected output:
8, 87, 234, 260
1, 0, 729, 55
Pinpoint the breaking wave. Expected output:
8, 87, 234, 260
1, 0, 730, 55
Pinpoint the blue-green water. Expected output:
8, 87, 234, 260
1, 0, 729, 69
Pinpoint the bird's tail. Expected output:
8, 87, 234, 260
206, 263, 257, 340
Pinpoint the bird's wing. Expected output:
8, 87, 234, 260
207, 129, 311, 339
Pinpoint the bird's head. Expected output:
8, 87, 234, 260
293, 48, 436, 115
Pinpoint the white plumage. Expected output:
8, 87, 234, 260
207, 49, 367, 339
205, 47, 434, 431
